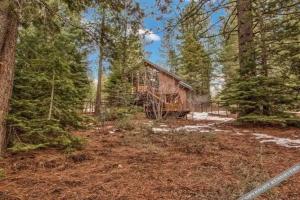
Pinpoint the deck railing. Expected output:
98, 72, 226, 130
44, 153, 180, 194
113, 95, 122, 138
189, 102, 232, 117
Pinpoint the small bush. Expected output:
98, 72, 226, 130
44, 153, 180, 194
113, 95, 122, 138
105, 106, 141, 121
238, 114, 300, 127
286, 118, 300, 128
52, 135, 86, 151
0, 168, 5, 180
238, 115, 286, 126
8, 143, 47, 153
8, 134, 85, 153
116, 117, 135, 131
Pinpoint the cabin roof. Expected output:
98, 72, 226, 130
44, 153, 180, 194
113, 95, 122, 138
144, 60, 193, 91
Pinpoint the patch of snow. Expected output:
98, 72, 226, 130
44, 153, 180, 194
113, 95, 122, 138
175, 125, 213, 133
159, 124, 168, 127
152, 127, 170, 133
208, 111, 228, 115
187, 112, 234, 122
214, 129, 224, 132
253, 133, 300, 148
143, 121, 154, 126
151, 124, 222, 133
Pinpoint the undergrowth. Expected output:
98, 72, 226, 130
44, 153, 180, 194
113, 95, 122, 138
116, 117, 135, 131
237, 114, 300, 127
8, 134, 85, 153
0, 168, 5, 180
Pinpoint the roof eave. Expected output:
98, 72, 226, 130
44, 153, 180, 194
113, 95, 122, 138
144, 59, 193, 91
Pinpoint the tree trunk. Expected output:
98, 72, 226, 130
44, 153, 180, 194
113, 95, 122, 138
236, 0, 256, 77
236, 0, 256, 117
95, 9, 106, 116
48, 70, 55, 120
95, 45, 103, 116
0, 2, 19, 155
258, 1, 268, 77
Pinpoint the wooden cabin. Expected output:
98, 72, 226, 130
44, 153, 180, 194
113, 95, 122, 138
133, 60, 193, 118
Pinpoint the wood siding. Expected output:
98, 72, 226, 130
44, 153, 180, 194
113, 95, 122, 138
157, 71, 189, 110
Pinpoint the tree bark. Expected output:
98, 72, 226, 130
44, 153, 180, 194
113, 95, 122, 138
95, 45, 104, 116
0, 1, 18, 155
236, 0, 256, 77
258, 1, 268, 77
48, 70, 55, 120
95, 9, 106, 116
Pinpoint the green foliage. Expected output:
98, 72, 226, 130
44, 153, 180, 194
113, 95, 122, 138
116, 117, 135, 131
105, 15, 143, 108
105, 106, 141, 121
220, 0, 300, 123
8, 133, 85, 153
221, 77, 294, 116
8, 143, 47, 153
8, 14, 90, 150
219, 15, 239, 84
105, 73, 135, 107
0, 168, 5, 180
237, 115, 300, 127
177, 2, 212, 95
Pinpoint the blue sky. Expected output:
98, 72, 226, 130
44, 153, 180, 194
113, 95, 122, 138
87, 0, 225, 80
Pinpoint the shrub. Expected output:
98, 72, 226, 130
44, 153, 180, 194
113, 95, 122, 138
238, 114, 300, 127
0, 168, 5, 180
8, 143, 47, 153
8, 134, 85, 153
105, 106, 141, 121
116, 118, 135, 131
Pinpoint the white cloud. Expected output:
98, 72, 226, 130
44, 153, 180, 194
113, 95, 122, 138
138, 29, 161, 42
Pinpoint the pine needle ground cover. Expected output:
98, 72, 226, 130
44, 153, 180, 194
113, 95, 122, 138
0, 117, 299, 199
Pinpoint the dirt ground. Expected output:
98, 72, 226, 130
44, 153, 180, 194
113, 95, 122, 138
0, 115, 300, 200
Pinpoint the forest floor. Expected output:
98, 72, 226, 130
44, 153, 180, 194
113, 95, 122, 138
0, 113, 300, 200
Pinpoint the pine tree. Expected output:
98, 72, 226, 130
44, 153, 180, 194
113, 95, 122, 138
220, 0, 300, 125
7, 13, 90, 151
105, 30, 144, 107
160, 21, 179, 73
177, 1, 212, 96
0, 0, 92, 154
0, 0, 19, 154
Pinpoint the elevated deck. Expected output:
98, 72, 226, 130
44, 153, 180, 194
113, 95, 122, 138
135, 85, 190, 119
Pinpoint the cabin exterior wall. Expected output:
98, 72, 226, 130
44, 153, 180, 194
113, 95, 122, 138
157, 72, 189, 110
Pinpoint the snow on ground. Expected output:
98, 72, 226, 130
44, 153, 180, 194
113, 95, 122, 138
187, 112, 234, 122
253, 133, 300, 148
174, 125, 213, 133
209, 111, 228, 115
152, 123, 217, 134
152, 127, 170, 133
149, 112, 300, 149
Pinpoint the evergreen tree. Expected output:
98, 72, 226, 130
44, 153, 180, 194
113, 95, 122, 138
8, 15, 90, 151
177, 1, 212, 95
160, 20, 179, 73
219, 5, 239, 85
0, 0, 92, 154
105, 29, 144, 107
220, 0, 300, 125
